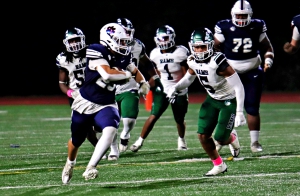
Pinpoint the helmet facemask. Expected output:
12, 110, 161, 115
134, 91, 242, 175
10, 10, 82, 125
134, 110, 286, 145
154, 25, 176, 50
189, 42, 214, 61
188, 28, 214, 61
63, 28, 86, 52
231, 0, 253, 27
116, 18, 135, 46
100, 23, 133, 56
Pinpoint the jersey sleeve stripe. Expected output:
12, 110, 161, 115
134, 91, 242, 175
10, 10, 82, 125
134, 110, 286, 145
214, 25, 222, 33
214, 53, 226, 66
86, 48, 103, 59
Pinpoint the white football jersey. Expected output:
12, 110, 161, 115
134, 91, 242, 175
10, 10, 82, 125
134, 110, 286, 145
56, 53, 86, 90
115, 38, 145, 95
187, 52, 235, 100
150, 46, 189, 95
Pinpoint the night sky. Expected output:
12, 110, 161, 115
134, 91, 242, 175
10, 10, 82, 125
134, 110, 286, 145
3, 0, 300, 96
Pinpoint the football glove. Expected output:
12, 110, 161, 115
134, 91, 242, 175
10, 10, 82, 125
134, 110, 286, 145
234, 111, 247, 127
166, 86, 178, 104
138, 81, 150, 96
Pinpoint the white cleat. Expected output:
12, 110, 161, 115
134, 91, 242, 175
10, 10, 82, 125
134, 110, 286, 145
204, 162, 227, 176
229, 129, 240, 157
107, 154, 119, 161
177, 137, 187, 150
119, 139, 129, 153
130, 142, 142, 153
62, 163, 74, 184
251, 141, 263, 153
82, 166, 98, 180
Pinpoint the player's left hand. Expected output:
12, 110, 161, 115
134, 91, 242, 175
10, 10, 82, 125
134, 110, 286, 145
166, 86, 178, 104
234, 111, 246, 127
138, 81, 150, 96
71, 89, 80, 99
263, 63, 271, 72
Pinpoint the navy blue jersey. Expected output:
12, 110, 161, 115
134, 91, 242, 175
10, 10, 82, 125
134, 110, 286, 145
80, 43, 132, 105
215, 19, 267, 60
291, 14, 300, 32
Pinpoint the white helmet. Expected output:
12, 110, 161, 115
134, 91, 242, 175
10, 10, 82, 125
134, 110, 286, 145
63, 27, 86, 52
231, 0, 253, 27
100, 23, 132, 55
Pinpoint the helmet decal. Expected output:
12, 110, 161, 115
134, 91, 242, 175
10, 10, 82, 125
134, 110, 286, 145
106, 26, 116, 38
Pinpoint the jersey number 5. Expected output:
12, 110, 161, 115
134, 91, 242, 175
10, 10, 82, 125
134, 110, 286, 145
73, 69, 85, 88
199, 75, 215, 94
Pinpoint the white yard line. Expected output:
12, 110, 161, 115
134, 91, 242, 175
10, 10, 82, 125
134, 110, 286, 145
0, 172, 299, 190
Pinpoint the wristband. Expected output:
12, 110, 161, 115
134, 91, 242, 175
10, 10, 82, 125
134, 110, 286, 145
265, 58, 273, 68
67, 89, 74, 98
265, 52, 274, 58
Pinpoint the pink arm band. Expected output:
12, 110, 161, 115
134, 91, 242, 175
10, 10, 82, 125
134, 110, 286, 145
67, 89, 74, 98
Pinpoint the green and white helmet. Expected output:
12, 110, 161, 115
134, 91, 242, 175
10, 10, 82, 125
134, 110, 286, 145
154, 25, 176, 50
188, 27, 214, 61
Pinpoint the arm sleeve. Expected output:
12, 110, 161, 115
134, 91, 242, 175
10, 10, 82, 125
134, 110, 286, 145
174, 71, 197, 91
89, 59, 130, 81
225, 72, 245, 112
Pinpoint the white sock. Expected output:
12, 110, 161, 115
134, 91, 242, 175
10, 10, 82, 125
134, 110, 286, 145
87, 126, 117, 167
135, 137, 144, 146
250, 130, 260, 144
109, 132, 119, 156
120, 118, 136, 139
67, 158, 76, 166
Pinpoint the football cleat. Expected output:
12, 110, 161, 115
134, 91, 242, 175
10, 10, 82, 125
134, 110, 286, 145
204, 162, 227, 176
62, 162, 74, 184
251, 141, 263, 152
107, 149, 119, 161
130, 142, 142, 153
228, 129, 240, 157
177, 137, 187, 150
101, 154, 107, 160
82, 166, 98, 180
119, 138, 129, 153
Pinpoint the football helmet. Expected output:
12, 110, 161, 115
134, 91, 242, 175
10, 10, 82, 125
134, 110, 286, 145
100, 23, 132, 55
154, 25, 176, 50
231, 0, 253, 27
116, 18, 135, 42
63, 27, 86, 52
188, 28, 214, 61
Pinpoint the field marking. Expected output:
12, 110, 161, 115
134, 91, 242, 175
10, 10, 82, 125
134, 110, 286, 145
0, 154, 299, 173
0, 172, 299, 190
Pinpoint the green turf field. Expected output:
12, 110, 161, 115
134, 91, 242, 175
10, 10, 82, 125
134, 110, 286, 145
0, 103, 299, 196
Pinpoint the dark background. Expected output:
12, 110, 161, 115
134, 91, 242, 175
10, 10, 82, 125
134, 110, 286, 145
3, 0, 299, 96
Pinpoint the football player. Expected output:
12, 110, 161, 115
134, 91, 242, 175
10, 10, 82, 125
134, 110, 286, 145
114, 18, 160, 153
283, 14, 300, 54
130, 25, 190, 152
56, 27, 99, 148
214, 0, 274, 153
62, 23, 145, 183
167, 27, 246, 176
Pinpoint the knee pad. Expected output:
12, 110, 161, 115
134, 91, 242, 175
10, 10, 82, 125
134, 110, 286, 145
101, 126, 117, 143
